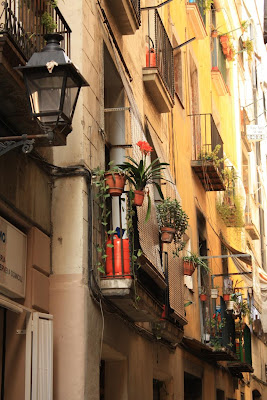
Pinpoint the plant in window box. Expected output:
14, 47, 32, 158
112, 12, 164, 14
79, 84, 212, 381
183, 252, 210, 276
216, 195, 244, 227
199, 144, 224, 170
156, 198, 189, 252
118, 141, 168, 219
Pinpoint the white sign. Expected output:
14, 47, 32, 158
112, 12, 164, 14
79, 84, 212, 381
0, 217, 27, 298
246, 125, 266, 141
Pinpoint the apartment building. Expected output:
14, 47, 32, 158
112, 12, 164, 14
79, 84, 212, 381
0, 0, 266, 399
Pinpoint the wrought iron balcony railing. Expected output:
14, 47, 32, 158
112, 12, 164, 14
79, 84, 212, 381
0, 0, 71, 60
191, 114, 225, 191
130, 0, 141, 25
146, 9, 174, 99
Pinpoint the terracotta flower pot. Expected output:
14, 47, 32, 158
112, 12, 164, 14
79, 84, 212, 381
220, 35, 229, 48
211, 30, 218, 38
200, 294, 207, 302
160, 227, 176, 243
104, 172, 125, 196
133, 190, 145, 206
223, 294, 230, 301
183, 261, 196, 276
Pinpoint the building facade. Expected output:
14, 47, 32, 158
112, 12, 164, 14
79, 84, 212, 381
0, 0, 267, 399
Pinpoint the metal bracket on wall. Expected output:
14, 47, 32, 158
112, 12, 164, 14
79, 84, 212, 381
104, 107, 131, 112
0, 132, 53, 157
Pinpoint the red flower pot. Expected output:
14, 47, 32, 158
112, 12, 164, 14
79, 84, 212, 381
160, 227, 175, 243
200, 294, 207, 302
104, 173, 125, 196
133, 190, 145, 206
183, 261, 196, 276
220, 35, 229, 48
105, 236, 131, 278
223, 294, 230, 301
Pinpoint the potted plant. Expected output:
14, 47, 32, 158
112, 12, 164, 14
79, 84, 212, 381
199, 287, 208, 302
211, 29, 218, 38
118, 141, 168, 216
103, 163, 126, 197
242, 38, 253, 59
156, 198, 189, 248
210, 287, 219, 299
183, 252, 210, 276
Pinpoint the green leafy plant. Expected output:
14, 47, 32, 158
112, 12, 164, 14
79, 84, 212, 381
183, 252, 210, 272
118, 141, 168, 221
243, 39, 254, 59
41, 0, 58, 33
92, 166, 115, 273
209, 313, 226, 350
216, 195, 244, 227
156, 198, 189, 255
199, 144, 224, 169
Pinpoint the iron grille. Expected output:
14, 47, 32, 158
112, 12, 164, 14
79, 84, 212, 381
191, 113, 224, 174
130, 0, 141, 25
146, 9, 174, 99
0, 0, 71, 60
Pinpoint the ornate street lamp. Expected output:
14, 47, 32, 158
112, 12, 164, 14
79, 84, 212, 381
16, 33, 89, 139
0, 34, 88, 156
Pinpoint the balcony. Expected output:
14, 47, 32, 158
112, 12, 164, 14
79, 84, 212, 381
0, 0, 71, 144
186, 1, 207, 40
245, 194, 260, 240
143, 9, 174, 113
191, 114, 225, 191
106, 0, 141, 35
99, 193, 168, 323
227, 323, 253, 375
211, 37, 228, 96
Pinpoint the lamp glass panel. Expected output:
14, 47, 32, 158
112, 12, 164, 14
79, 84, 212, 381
27, 74, 64, 123
62, 77, 79, 121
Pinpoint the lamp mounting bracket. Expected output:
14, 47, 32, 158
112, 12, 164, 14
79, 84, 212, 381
0, 132, 53, 157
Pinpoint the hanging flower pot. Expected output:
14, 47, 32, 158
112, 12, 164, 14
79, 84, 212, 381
183, 261, 196, 276
220, 35, 229, 48
160, 227, 176, 243
133, 190, 145, 206
211, 288, 219, 299
104, 172, 126, 196
226, 300, 234, 311
203, 333, 210, 342
223, 293, 230, 301
200, 294, 208, 302
211, 30, 218, 38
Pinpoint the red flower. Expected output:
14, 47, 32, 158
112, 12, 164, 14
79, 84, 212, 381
137, 141, 153, 155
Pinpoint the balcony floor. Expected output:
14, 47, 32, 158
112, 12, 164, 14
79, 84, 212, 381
191, 160, 225, 191
100, 278, 164, 322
